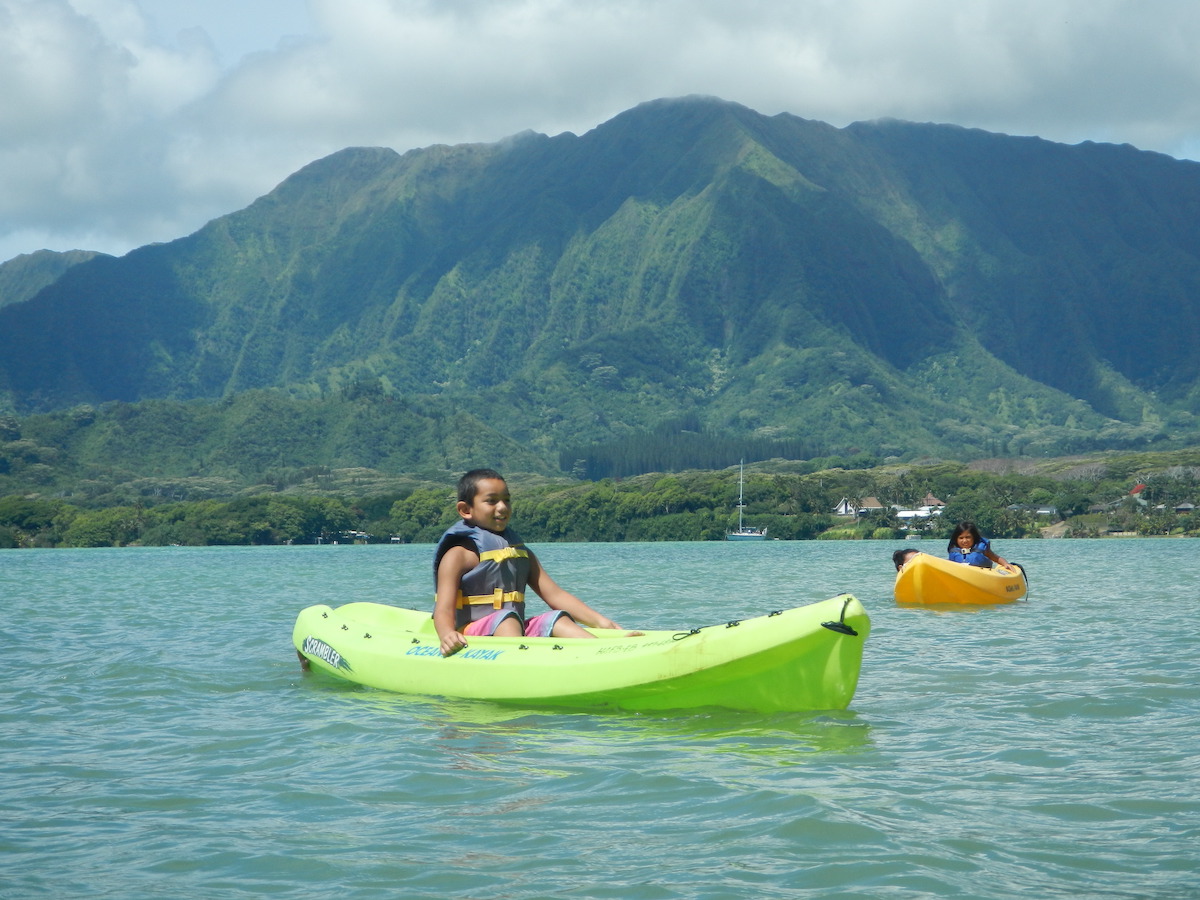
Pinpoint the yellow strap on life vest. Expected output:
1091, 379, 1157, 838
479, 547, 528, 563
456, 588, 525, 610
453, 545, 527, 609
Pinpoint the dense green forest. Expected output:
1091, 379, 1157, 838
5, 97, 1200, 465
5, 96, 1200, 549
4, 448, 1199, 548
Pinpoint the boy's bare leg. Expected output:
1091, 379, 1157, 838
492, 617, 523, 638
550, 617, 598, 639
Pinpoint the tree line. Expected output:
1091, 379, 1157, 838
4, 454, 1200, 548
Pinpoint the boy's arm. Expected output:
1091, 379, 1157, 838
526, 551, 622, 630
434, 546, 474, 656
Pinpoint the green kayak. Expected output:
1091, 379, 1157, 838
292, 594, 870, 713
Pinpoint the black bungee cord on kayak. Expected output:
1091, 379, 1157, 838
671, 618, 746, 640
1013, 562, 1030, 599
672, 598, 862, 640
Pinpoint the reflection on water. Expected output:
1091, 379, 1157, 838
313, 686, 876, 779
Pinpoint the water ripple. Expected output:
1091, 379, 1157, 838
2, 542, 1198, 899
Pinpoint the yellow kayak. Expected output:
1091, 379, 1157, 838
894, 553, 1027, 605
293, 595, 870, 713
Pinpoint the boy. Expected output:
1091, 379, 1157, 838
433, 469, 625, 657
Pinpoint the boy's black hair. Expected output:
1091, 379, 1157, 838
457, 468, 506, 504
892, 548, 919, 571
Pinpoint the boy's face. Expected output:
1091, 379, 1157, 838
458, 477, 512, 533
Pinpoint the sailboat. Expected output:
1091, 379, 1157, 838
726, 460, 768, 541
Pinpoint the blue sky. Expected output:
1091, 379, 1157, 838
3, 0, 1200, 264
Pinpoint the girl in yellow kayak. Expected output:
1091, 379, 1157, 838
947, 521, 1010, 568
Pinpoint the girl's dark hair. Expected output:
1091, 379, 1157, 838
892, 548, 919, 571
947, 521, 983, 553
457, 468, 506, 504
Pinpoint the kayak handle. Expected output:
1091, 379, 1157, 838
821, 597, 859, 636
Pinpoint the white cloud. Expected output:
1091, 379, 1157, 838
3, 0, 1200, 264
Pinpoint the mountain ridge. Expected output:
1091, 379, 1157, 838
1, 95, 1198, 478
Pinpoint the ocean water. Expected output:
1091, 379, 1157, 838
2, 539, 1197, 899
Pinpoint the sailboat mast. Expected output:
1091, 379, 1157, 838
727, 458, 767, 540
737, 459, 746, 530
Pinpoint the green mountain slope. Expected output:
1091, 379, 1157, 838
0, 249, 104, 310
1, 96, 1197, 478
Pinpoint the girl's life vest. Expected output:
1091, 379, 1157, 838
434, 521, 531, 629
948, 538, 992, 567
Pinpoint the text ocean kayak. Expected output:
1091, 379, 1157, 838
293, 595, 870, 713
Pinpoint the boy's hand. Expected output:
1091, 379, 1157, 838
439, 630, 468, 657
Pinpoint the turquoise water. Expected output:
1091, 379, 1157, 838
2, 539, 1197, 899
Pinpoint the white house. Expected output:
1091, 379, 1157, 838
832, 497, 857, 516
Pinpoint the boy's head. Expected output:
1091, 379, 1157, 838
457, 469, 505, 504
456, 469, 511, 532
893, 548, 919, 571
